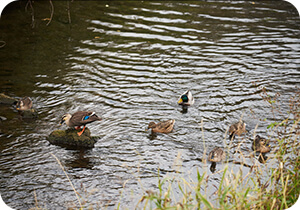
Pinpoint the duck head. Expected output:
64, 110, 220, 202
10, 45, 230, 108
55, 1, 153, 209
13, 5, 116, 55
178, 94, 188, 104
16, 100, 24, 110
147, 121, 156, 130
16, 97, 33, 111
254, 135, 271, 153
60, 113, 71, 125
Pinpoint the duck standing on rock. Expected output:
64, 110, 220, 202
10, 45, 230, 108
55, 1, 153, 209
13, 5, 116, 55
228, 120, 246, 140
147, 119, 175, 134
16, 96, 33, 111
60, 111, 102, 136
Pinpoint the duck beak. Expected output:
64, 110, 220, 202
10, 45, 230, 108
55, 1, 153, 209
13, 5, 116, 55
59, 119, 65, 125
178, 98, 183, 104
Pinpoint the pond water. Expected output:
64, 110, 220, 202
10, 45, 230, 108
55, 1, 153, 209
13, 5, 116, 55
0, 1, 299, 209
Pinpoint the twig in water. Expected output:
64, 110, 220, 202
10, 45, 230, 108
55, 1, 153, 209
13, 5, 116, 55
46, 0, 54, 26
51, 153, 83, 209
67, 0, 72, 24
0, 41, 6, 48
25, 0, 35, 28
33, 189, 41, 209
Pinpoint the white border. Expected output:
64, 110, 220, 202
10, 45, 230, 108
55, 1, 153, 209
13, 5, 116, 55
0, 0, 299, 210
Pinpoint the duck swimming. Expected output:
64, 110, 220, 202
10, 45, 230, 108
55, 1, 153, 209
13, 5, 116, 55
60, 111, 102, 136
208, 147, 226, 173
229, 120, 246, 140
208, 147, 226, 162
147, 119, 175, 134
178, 90, 194, 106
252, 135, 271, 153
16, 97, 33, 111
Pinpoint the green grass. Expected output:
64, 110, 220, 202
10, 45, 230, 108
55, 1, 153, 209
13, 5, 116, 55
135, 90, 300, 210
135, 124, 299, 209
32, 89, 299, 210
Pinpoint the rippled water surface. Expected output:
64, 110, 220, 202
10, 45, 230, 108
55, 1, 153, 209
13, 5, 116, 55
0, 1, 300, 209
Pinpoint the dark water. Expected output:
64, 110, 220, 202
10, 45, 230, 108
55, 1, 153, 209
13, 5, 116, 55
0, 1, 299, 209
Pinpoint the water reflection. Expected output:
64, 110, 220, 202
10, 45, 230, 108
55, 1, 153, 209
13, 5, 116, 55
64, 149, 93, 169
182, 106, 189, 114
0, 1, 299, 209
209, 162, 217, 173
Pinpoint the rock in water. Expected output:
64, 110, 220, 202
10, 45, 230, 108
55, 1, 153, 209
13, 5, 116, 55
0, 93, 17, 104
20, 109, 38, 119
47, 128, 99, 149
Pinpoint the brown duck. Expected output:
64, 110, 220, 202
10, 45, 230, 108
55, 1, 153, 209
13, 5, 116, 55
16, 96, 33, 111
208, 147, 226, 162
229, 120, 246, 139
252, 135, 271, 153
60, 111, 102, 136
147, 119, 175, 134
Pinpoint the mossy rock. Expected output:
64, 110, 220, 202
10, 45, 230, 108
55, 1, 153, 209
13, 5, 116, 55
47, 128, 99, 149
0, 93, 17, 104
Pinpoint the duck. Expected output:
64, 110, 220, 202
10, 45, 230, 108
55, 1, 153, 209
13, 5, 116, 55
177, 90, 194, 106
252, 135, 271, 153
208, 147, 226, 162
60, 111, 102, 136
16, 96, 33, 111
228, 120, 246, 140
147, 119, 175, 134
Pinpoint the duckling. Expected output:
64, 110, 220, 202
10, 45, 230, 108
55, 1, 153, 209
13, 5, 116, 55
16, 97, 33, 111
229, 120, 246, 140
60, 111, 102, 136
147, 119, 175, 134
208, 147, 226, 162
252, 135, 271, 153
178, 90, 194, 106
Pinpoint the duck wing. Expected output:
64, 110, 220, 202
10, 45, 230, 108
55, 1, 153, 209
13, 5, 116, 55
186, 90, 194, 105
70, 111, 102, 127
22, 97, 33, 107
229, 123, 238, 134
16, 96, 33, 110
157, 119, 175, 133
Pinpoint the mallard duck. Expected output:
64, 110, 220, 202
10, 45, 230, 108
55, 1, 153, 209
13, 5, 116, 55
178, 90, 194, 106
60, 111, 102, 136
147, 119, 175, 134
16, 96, 33, 111
252, 135, 271, 153
208, 147, 226, 162
229, 120, 246, 139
